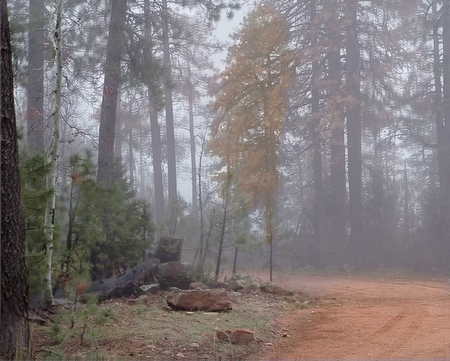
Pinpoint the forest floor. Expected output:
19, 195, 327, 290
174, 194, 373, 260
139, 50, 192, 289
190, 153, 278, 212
32, 270, 450, 360
31, 278, 317, 361
259, 270, 450, 359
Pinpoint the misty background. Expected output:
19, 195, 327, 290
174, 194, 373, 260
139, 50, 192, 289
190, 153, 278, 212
7, 0, 450, 306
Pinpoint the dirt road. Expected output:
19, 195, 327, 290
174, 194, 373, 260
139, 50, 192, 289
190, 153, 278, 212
261, 274, 450, 359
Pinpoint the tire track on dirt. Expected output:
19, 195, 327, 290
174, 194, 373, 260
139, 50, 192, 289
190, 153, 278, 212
377, 305, 428, 358
259, 275, 449, 360
373, 313, 404, 336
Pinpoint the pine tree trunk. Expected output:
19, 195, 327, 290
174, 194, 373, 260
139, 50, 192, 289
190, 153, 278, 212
128, 108, 134, 189
148, 87, 165, 223
403, 163, 411, 246
115, 91, 123, 162
139, 129, 145, 196
434, 2, 446, 196
27, 0, 45, 153
233, 245, 238, 274
372, 131, 383, 259
1, 0, 32, 357
196, 138, 206, 266
187, 59, 198, 214
310, 0, 327, 266
265, 125, 277, 282
345, 0, 363, 262
436, 2, 450, 249
144, 0, 164, 223
442, 1, 450, 252
162, 0, 178, 223
97, 0, 127, 186
328, 0, 346, 266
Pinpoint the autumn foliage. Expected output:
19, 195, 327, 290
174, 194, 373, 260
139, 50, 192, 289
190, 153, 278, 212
210, 4, 296, 240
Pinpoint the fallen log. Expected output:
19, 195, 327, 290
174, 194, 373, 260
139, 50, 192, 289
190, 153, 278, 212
87, 258, 160, 301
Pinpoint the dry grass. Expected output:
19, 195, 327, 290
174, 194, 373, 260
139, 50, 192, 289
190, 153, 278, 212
32, 290, 315, 361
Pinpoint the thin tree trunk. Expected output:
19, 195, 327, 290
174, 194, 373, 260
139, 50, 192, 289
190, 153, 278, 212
148, 89, 165, 222
403, 162, 411, 246
436, 2, 450, 247
27, 0, 45, 153
139, 129, 145, 196
43, 0, 64, 307
115, 91, 122, 161
162, 0, 178, 224
144, 0, 164, 223
215, 175, 231, 280
1, 0, 32, 356
434, 2, 446, 195
442, 1, 450, 254
59, 120, 68, 191
128, 106, 134, 189
264, 124, 277, 282
372, 131, 382, 256
187, 58, 198, 214
97, 0, 127, 185
310, 0, 326, 266
196, 137, 206, 266
345, 0, 363, 262
233, 245, 238, 274
202, 209, 215, 267
328, 0, 346, 266
66, 180, 75, 252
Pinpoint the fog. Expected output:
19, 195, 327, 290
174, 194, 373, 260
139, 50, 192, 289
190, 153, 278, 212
10, 0, 450, 292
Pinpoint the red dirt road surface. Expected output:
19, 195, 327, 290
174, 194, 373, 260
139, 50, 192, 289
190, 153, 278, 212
261, 274, 450, 359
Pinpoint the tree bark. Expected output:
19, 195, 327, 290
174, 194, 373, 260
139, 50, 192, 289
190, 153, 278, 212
97, 0, 127, 186
438, 1, 450, 246
196, 137, 206, 266
162, 0, 178, 224
42, 0, 64, 307
187, 58, 198, 214
434, 2, 446, 195
403, 162, 411, 246
1, 0, 32, 357
345, 0, 363, 261
128, 106, 134, 190
327, 0, 347, 266
115, 91, 123, 162
27, 0, 46, 153
215, 174, 231, 280
144, 0, 164, 223
310, 0, 327, 265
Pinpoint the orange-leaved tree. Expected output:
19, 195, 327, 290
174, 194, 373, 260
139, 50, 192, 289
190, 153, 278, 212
210, 3, 296, 281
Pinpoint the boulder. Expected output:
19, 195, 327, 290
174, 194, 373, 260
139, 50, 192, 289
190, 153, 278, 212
233, 329, 256, 344
156, 261, 194, 290
216, 329, 233, 342
216, 329, 255, 344
227, 280, 244, 292
260, 282, 293, 296
213, 282, 229, 289
166, 289, 232, 312
189, 282, 209, 290
154, 235, 183, 263
224, 273, 261, 289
